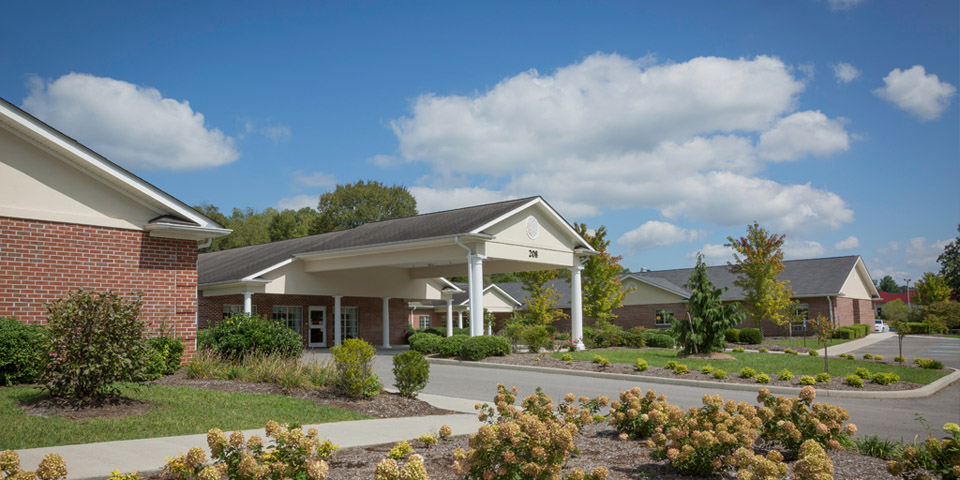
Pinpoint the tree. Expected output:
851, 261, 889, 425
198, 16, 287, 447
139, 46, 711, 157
725, 222, 795, 329
268, 207, 319, 241
808, 314, 832, 373
882, 299, 920, 362
310, 180, 417, 234
573, 223, 631, 325
877, 275, 901, 293
195, 204, 279, 253
914, 272, 952, 306
671, 254, 745, 355
518, 270, 566, 326
938, 224, 960, 299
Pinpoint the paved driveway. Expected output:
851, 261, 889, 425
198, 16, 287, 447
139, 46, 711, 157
846, 335, 960, 369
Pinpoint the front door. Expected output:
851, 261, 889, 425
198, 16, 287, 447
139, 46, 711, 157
308, 306, 326, 347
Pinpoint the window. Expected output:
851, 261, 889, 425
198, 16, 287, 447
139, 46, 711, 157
340, 306, 359, 340
655, 309, 673, 326
418, 315, 432, 329
223, 304, 256, 319
796, 303, 809, 320
272, 306, 302, 333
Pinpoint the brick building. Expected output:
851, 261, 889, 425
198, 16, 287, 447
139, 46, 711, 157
0, 98, 229, 361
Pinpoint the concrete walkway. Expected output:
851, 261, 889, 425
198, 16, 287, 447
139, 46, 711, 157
15, 392, 483, 480
817, 331, 897, 356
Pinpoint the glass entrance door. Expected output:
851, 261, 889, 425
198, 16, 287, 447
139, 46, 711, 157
308, 307, 326, 347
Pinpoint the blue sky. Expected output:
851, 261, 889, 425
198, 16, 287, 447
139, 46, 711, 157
2, 1, 957, 282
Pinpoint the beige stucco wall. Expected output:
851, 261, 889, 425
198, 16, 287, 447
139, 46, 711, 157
0, 126, 157, 230
839, 263, 874, 300
621, 279, 687, 305
262, 261, 447, 299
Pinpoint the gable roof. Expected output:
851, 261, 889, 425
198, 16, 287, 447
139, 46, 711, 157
0, 97, 229, 239
450, 284, 523, 307
199, 196, 590, 285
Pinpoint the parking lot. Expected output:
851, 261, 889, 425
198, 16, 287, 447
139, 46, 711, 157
850, 334, 960, 369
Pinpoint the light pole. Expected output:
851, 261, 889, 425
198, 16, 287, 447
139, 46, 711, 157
904, 278, 912, 307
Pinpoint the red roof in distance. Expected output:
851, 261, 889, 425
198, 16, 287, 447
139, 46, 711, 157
873, 291, 916, 303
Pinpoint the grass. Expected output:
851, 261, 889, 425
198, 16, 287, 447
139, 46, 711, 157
553, 349, 949, 385
0, 384, 369, 450
186, 351, 334, 390
764, 336, 852, 349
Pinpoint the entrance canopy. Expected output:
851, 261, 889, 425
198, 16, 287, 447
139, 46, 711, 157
198, 196, 596, 346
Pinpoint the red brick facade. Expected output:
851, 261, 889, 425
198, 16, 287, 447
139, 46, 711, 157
199, 293, 411, 347
0, 216, 200, 360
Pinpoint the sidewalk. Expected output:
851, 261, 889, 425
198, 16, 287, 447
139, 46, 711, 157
818, 331, 896, 356
16, 391, 483, 480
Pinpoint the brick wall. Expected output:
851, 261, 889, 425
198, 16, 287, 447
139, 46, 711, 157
0, 216, 199, 360
199, 293, 410, 347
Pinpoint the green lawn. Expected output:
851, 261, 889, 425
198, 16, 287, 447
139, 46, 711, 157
763, 337, 852, 350
555, 349, 948, 385
0, 384, 369, 450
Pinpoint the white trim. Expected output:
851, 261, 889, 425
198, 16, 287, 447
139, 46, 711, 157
470, 197, 594, 251
622, 274, 691, 299
439, 277, 463, 292
242, 258, 296, 281
294, 233, 493, 261
145, 222, 233, 241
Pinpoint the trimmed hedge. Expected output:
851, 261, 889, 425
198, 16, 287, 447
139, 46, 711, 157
0, 317, 48, 386
408, 333, 443, 354
905, 322, 930, 334
724, 328, 740, 343
438, 334, 470, 357
739, 327, 763, 345
646, 332, 675, 348
199, 314, 303, 359
459, 335, 511, 361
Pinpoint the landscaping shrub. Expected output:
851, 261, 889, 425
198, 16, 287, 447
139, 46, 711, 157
886, 422, 960, 480
739, 327, 763, 344
875, 354, 884, 361
725, 328, 740, 343
144, 334, 185, 379
871, 372, 900, 385
840, 353, 855, 360
331, 338, 381, 399
0, 317, 48, 386
664, 360, 678, 370
895, 355, 906, 363
793, 439, 835, 480
808, 349, 818, 356
778, 369, 793, 381
608, 387, 684, 439
420, 326, 446, 337
855, 367, 871, 378
756, 386, 856, 455
388, 440, 414, 460
392, 350, 429, 398
846, 375, 864, 388
186, 351, 333, 390
164, 421, 338, 480
713, 369, 727, 379
916, 358, 944, 370
732, 346, 746, 353
623, 327, 647, 348
701, 365, 714, 374
739, 367, 757, 379
756, 373, 770, 384
906, 322, 930, 334
784, 348, 798, 355
799, 375, 816, 386
408, 332, 443, 355
437, 334, 469, 357
375, 454, 428, 480
561, 353, 573, 362
833, 326, 857, 340
729, 448, 787, 480
459, 335, 510, 361
519, 325, 553, 352
863, 353, 874, 360
0, 450, 68, 480
758, 347, 768, 353
815, 372, 831, 383
673, 364, 688, 375
648, 393, 762, 476
43, 290, 150, 404
200, 313, 303, 359
592, 355, 611, 367
635, 358, 648, 371
588, 320, 626, 348
645, 332, 675, 348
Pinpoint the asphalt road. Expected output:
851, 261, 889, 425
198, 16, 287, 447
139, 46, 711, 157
367, 351, 960, 442
853, 335, 960, 369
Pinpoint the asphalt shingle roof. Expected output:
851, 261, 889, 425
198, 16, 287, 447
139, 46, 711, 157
199, 196, 539, 285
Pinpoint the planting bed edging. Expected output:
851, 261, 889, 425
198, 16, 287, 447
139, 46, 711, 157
426, 358, 960, 399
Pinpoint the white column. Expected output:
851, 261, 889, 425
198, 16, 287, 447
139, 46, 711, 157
382, 297, 391, 348
457, 310, 463, 329
487, 318, 492, 335
466, 254, 477, 337
570, 265, 585, 351
446, 299, 454, 337
334, 295, 343, 347
242, 292, 253, 314
471, 255, 485, 336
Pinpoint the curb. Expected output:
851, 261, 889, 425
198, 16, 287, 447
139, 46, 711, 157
426, 358, 960, 399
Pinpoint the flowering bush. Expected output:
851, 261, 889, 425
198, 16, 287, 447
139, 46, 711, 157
756, 387, 856, 455
608, 388, 684, 440
163, 421, 337, 480
756, 373, 770, 384
886, 422, 960, 480
374, 454, 428, 480
815, 373, 831, 383
700, 365, 714, 374
740, 367, 757, 379
635, 358, 648, 371
871, 372, 900, 385
713, 369, 728, 379
793, 439, 835, 480
0, 451, 67, 480
845, 375, 864, 388
673, 364, 688, 375
784, 348, 798, 355
648, 394, 762, 476
729, 447, 788, 480
800, 376, 816, 386
778, 369, 794, 381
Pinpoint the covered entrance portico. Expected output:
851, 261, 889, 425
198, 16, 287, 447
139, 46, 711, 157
197, 197, 595, 349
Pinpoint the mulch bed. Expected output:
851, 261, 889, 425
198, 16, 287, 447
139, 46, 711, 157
22, 395, 154, 419
479, 351, 925, 392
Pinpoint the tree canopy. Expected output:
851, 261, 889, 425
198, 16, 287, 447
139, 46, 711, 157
938, 224, 960, 299
574, 223, 630, 324
310, 180, 417, 234
725, 222, 795, 328
518, 269, 565, 326
877, 275, 902, 293
672, 253, 745, 355
913, 272, 952, 306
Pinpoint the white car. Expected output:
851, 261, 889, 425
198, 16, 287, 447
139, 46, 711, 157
875, 319, 887, 332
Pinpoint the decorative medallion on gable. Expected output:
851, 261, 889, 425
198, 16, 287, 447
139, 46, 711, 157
525, 215, 539, 240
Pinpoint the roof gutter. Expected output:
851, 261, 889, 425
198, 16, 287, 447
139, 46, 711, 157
294, 233, 493, 260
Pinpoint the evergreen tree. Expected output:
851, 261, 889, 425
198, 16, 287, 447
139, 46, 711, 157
671, 254, 745, 354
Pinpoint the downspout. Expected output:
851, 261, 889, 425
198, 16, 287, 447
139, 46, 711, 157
827, 296, 835, 328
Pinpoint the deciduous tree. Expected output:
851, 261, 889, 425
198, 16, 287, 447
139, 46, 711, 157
310, 180, 417, 234
938, 224, 960, 299
725, 222, 795, 329
518, 270, 565, 326
914, 272, 952, 306
573, 223, 631, 324
882, 299, 920, 362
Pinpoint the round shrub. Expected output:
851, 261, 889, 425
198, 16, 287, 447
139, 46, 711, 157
756, 373, 770, 384
144, 335, 185, 379
778, 369, 794, 381
739, 328, 763, 344
800, 375, 816, 386
713, 369, 727, 379
332, 338, 381, 398
732, 347, 746, 353
624, 327, 647, 348
724, 328, 740, 343
561, 353, 573, 362
875, 354, 884, 361
408, 333, 443, 355
0, 317, 48, 386
701, 365, 714, 374
853, 367, 871, 378
739, 367, 757, 379
645, 332, 675, 348
784, 348, 798, 355
758, 347, 769, 353
459, 335, 511, 361
895, 355, 906, 363
201, 314, 303, 359
871, 372, 900, 385
392, 350, 429, 398
673, 364, 688, 375
437, 335, 469, 357
635, 358, 648, 371
816, 372, 831, 383
664, 360, 678, 370
845, 375, 864, 388
519, 325, 553, 352
808, 349, 819, 356
862, 353, 874, 360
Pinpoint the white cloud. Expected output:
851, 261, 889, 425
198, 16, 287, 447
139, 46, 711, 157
878, 241, 899, 255
294, 171, 336, 188
833, 235, 860, 250
833, 62, 861, 84
828, 0, 864, 11
904, 237, 948, 269
274, 194, 317, 211
409, 186, 513, 214
783, 239, 826, 259
391, 53, 854, 233
618, 221, 705, 251
689, 243, 736, 266
22, 73, 238, 170
261, 125, 292, 143
370, 154, 403, 167
874, 65, 956, 121
756, 111, 850, 161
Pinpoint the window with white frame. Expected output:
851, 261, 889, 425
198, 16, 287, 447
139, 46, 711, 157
272, 306, 302, 333
796, 303, 810, 320
655, 309, 673, 326
418, 315, 432, 329
223, 304, 256, 319
341, 306, 359, 340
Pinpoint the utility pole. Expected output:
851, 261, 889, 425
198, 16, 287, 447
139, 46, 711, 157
904, 278, 912, 307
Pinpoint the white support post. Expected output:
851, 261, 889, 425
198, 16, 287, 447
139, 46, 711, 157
382, 297, 391, 348
471, 255, 485, 336
334, 295, 343, 347
466, 254, 477, 336
446, 299, 454, 337
570, 265, 585, 351
457, 310, 463, 329
487, 318, 492, 335
242, 292, 253, 314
